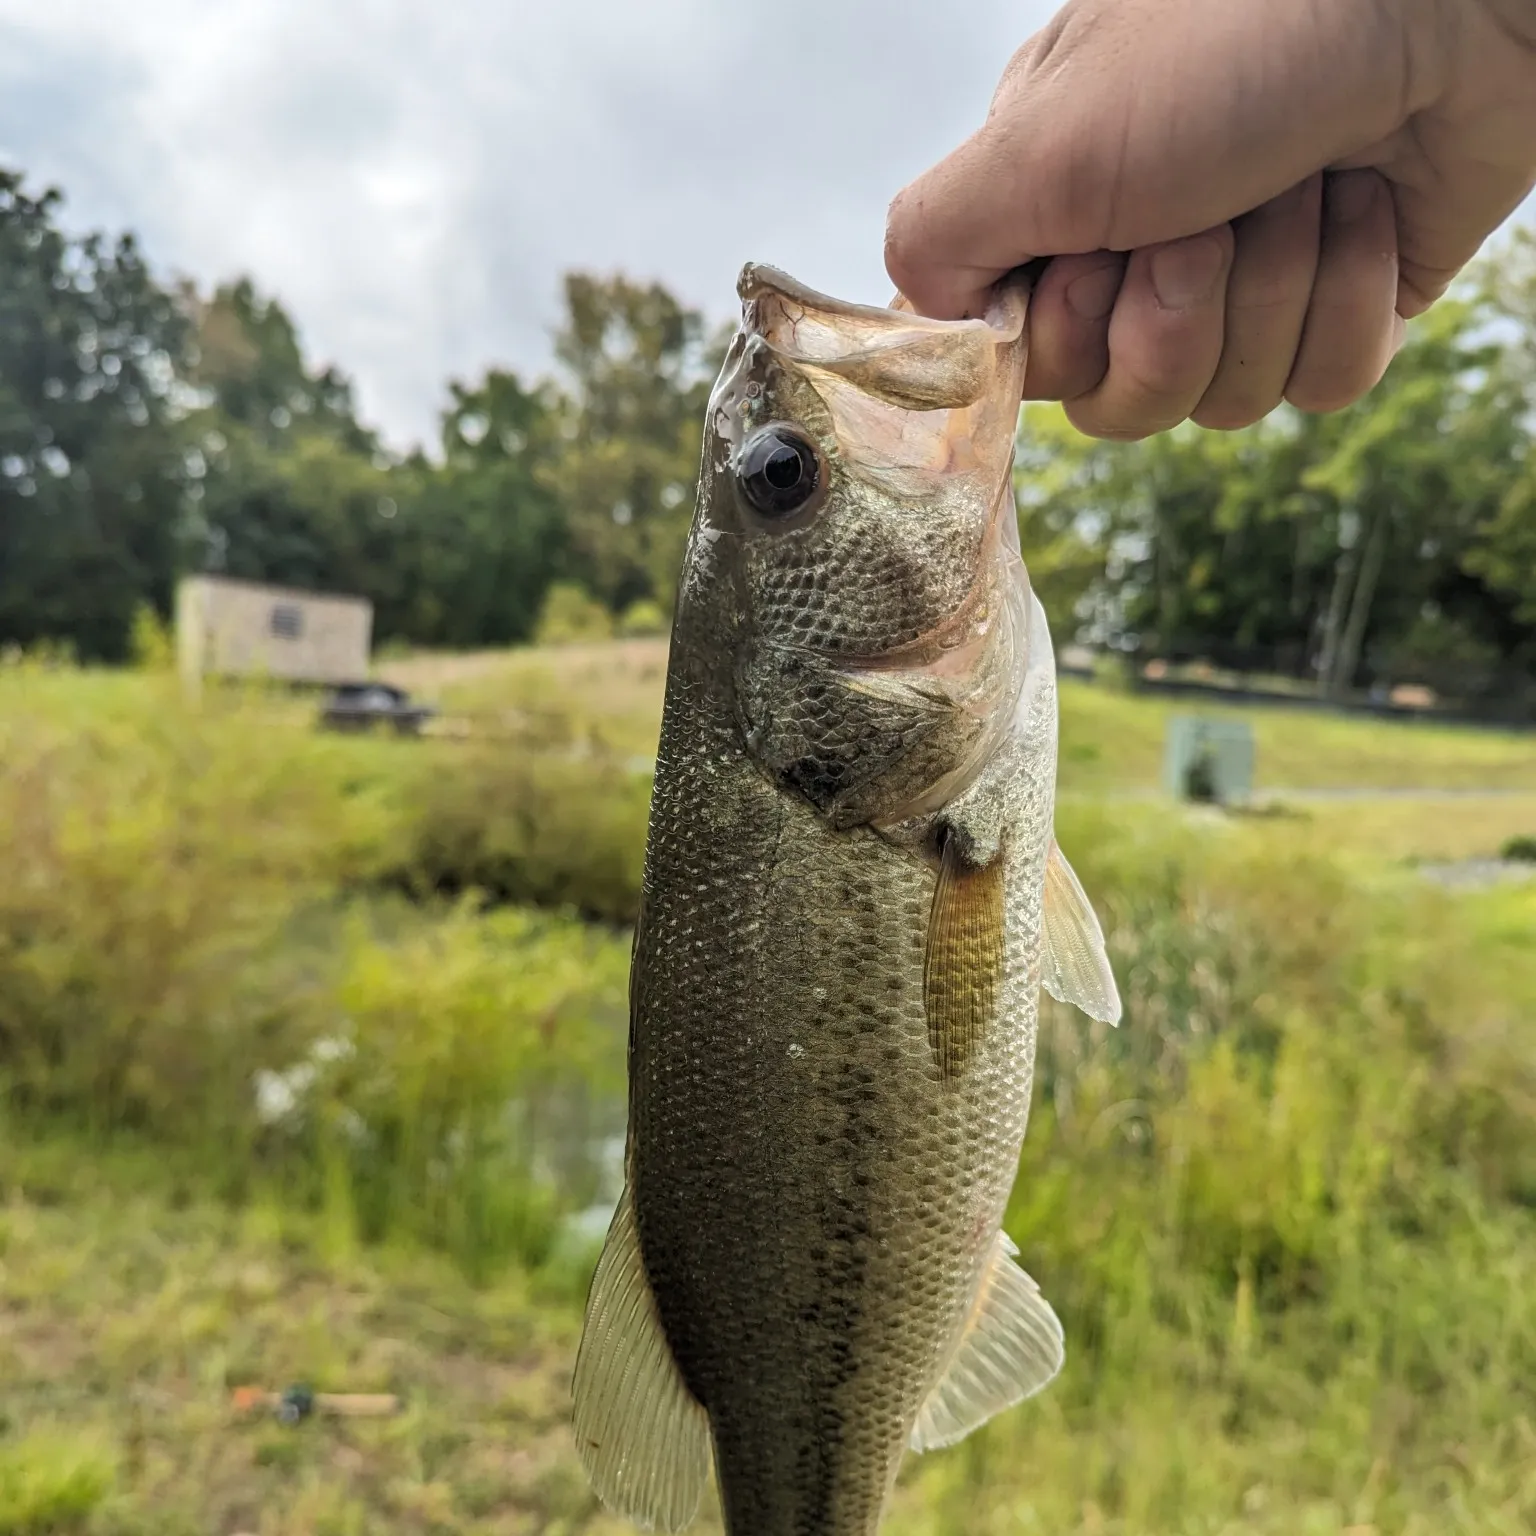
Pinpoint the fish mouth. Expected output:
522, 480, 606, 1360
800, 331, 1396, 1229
730, 263, 1032, 676
737, 263, 1027, 351
736, 263, 1028, 414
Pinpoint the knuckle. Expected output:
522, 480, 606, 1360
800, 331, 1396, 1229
1192, 362, 1287, 431
1111, 352, 1210, 416
882, 197, 921, 279
1283, 368, 1367, 414
1028, 353, 1108, 405
1229, 270, 1313, 315
1064, 396, 1174, 442
1191, 394, 1272, 432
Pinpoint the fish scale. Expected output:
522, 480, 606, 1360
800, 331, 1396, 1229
573, 265, 1121, 1536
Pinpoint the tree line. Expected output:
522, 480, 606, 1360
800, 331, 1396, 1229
1019, 237, 1536, 707
4, 163, 1536, 708
0, 166, 724, 662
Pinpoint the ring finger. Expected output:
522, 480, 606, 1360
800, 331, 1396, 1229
1193, 175, 1323, 430
1285, 170, 1401, 413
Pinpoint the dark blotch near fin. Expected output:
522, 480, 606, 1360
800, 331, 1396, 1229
924, 829, 1006, 1083
782, 755, 852, 810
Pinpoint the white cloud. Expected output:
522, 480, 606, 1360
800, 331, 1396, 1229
0, 0, 1042, 447
1, 1, 1529, 449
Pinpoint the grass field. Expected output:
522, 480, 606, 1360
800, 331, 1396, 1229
380, 639, 1536, 862
2, 642, 1535, 1535
383, 637, 1536, 789
0, 1133, 601, 1536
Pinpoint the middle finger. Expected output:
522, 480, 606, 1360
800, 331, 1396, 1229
1193, 175, 1323, 430
1064, 225, 1235, 440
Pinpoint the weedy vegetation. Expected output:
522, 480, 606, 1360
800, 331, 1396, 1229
1, 643, 1533, 1534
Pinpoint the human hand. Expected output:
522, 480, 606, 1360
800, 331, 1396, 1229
884, 0, 1536, 438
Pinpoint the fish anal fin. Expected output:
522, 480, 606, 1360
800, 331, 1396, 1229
909, 1232, 1065, 1452
1042, 839, 1122, 1026
924, 831, 1006, 1082
572, 1184, 710, 1532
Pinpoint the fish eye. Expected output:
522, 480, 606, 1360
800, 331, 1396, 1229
736, 425, 823, 519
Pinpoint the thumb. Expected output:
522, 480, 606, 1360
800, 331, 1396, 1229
885, 0, 1424, 319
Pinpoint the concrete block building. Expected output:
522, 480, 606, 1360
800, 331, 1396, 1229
176, 575, 372, 689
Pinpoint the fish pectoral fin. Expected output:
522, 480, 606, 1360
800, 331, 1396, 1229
840, 667, 955, 712
571, 1183, 710, 1532
1041, 839, 1122, 1026
909, 1232, 1065, 1453
924, 831, 1007, 1082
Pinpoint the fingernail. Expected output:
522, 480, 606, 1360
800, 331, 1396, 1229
1065, 264, 1122, 321
1391, 312, 1407, 356
1150, 235, 1227, 311
1329, 171, 1379, 225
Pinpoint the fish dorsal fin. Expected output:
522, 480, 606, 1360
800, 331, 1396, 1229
572, 1184, 710, 1532
910, 1231, 1065, 1452
1042, 840, 1122, 1026
924, 832, 1007, 1082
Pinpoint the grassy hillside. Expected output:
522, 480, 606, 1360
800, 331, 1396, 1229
1, 646, 1534, 1534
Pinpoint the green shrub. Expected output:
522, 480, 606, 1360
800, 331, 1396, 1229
127, 604, 174, 672
0, 664, 630, 1279
384, 746, 649, 924
272, 904, 627, 1278
0, 1432, 115, 1534
533, 582, 612, 646
1501, 832, 1536, 862
0, 668, 385, 1141
616, 598, 668, 637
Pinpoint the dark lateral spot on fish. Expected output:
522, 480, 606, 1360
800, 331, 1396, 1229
781, 755, 850, 809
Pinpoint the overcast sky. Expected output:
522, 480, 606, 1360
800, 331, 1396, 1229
3, 3, 1530, 454
0, 0, 1063, 450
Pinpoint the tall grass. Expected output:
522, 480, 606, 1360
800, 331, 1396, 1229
0, 658, 629, 1277
891, 807, 1536, 1535
387, 746, 648, 924
3, 651, 1535, 1529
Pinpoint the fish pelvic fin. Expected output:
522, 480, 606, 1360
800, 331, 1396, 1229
572, 1183, 710, 1532
909, 1231, 1065, 1453
1041, 839, 1122, 1026
924, 830, 1007, 1083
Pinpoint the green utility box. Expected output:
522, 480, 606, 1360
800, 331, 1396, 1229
1163, 716, 1254, 804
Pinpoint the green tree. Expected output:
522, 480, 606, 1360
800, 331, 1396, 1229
186, 277, 372, 452
1299, 299, 1525, 696
0, 169, 190, 661
548, 274, 726, 612
385, 370, 568, 646
1015, 274, 1535, 701
1462, 228, 1536, 660
181, 277, 408, 613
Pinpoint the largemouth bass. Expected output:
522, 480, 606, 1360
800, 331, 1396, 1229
572, 264, 1121, 1536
